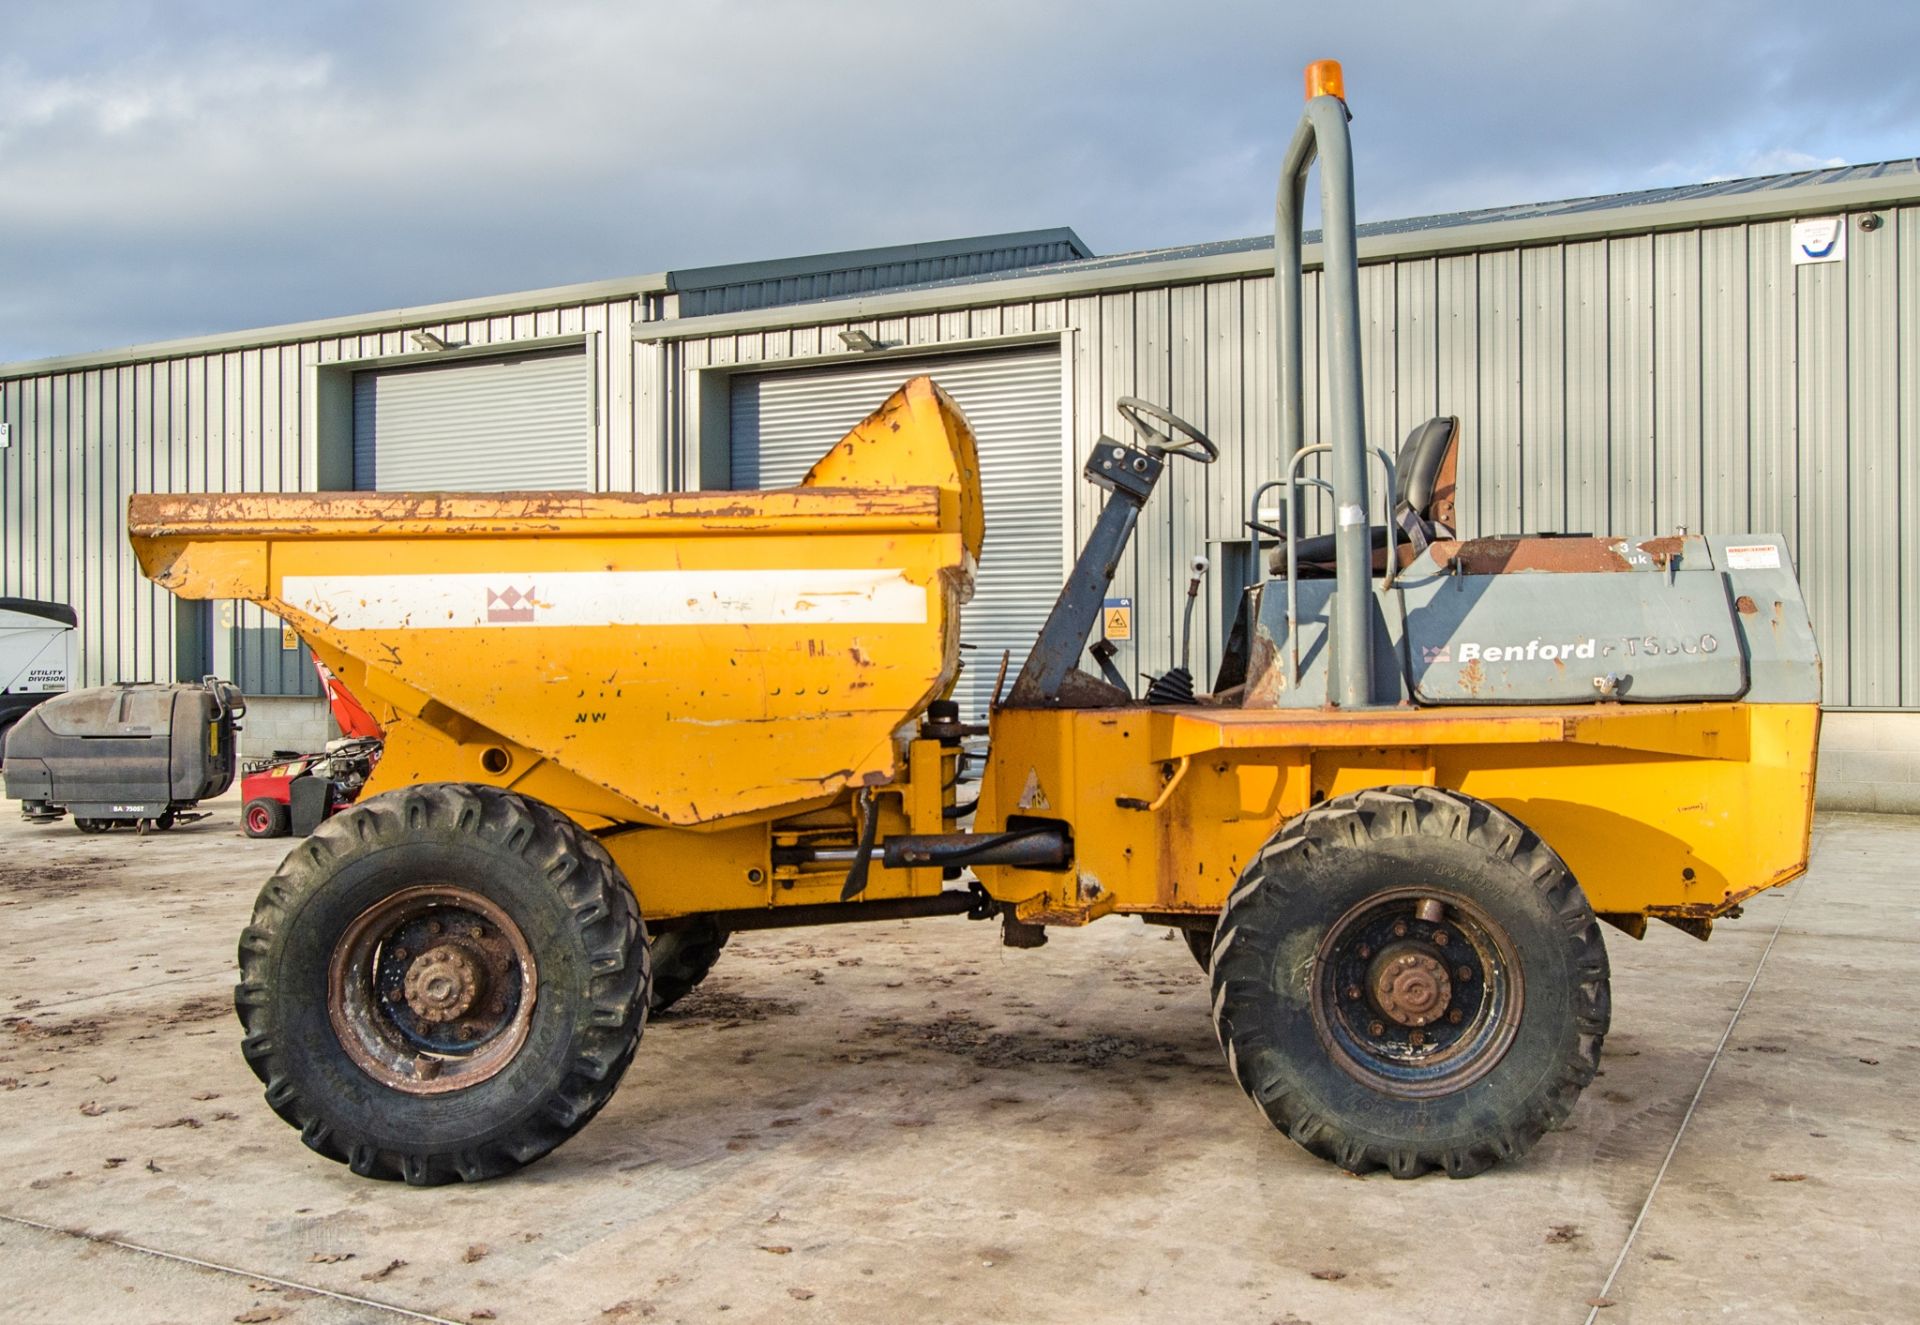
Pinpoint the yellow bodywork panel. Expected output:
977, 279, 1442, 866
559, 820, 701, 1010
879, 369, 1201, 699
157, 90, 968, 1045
969, 701, 1819, 924
129, 378, 983, 833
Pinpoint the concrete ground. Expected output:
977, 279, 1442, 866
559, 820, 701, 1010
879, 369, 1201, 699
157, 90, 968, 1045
0, 804, 1913, 1325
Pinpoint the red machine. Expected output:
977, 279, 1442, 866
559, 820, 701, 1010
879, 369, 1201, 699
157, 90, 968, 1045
240, 661, 383, 838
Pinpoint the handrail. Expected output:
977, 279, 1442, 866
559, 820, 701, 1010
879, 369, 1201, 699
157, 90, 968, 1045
1275, 444, 1402, 693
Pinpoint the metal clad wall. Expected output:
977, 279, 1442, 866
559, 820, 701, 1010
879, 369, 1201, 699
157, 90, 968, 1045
0, 298, 651, 693
670, 207, 1920, 707
5, 202, 1919, 709
727, 347, 1063, 720
353, 348, 592, 491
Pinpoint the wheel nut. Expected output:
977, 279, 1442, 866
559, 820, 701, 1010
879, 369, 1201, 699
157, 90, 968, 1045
1392, 921, 1408, 938
1432, 930, 1449, 947
1409, 1030, 1424, 1046
1448, 1008, 1464, 1024
1368, 1020, 1385, 1036
1457, 966, 1472, 982
1357, 944, 1371, 959
1345, 985, 1361, 1001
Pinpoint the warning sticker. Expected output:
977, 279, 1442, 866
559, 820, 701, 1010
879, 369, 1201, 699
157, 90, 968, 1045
1724, 544, 1781, 570
1102, 597, 1132, 641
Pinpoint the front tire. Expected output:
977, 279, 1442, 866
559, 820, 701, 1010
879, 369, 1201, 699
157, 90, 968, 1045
234, 783, 649, 1185
1209, 787, 1609, 1178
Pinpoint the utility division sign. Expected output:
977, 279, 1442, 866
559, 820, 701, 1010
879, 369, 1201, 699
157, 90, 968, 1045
1791, 216, 1847, 266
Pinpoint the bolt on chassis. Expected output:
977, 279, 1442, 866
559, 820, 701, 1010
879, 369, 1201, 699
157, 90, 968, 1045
128, 61, 1819, 1184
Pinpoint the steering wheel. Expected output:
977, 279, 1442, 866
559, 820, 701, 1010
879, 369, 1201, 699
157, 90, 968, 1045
1115, 397, 1219, 463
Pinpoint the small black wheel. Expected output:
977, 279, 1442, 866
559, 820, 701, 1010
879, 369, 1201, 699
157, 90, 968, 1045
244, 798, 290, 839
648, 917, 730, 1014
1210, 786, 1609, 1178
74, 818, 115, 834
235, 783, 649, 1185
152, 810, 177, 832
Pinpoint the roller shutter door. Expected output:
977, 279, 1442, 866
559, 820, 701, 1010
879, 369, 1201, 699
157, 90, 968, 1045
729, 347, 1063, 720
353, 347, 592, 491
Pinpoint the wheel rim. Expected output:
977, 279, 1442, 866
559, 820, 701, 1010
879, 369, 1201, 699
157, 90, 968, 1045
328, 885, 538, 1095
247, 804, 272, 834
1309, 886, 1522, 1099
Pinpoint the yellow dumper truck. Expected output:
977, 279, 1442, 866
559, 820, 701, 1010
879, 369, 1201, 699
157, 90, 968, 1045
130, 62, 1819, 1184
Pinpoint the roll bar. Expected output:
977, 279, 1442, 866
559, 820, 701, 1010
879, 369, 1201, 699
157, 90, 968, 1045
1275, 71, 1377, 709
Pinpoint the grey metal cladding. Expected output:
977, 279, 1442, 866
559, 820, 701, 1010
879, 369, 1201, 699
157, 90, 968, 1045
1, 168, 1914, 713
672, 230, 1094, 318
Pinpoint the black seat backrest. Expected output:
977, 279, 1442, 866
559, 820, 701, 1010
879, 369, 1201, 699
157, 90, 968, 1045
1394, 416, 1458, 519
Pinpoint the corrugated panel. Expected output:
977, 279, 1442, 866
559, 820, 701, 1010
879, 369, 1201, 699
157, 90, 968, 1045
1901, 208, 1920, 707
1799, 248, 1851, 704
1564, 240, 1610, 533
728, 346, 1063, 720
1849, 209, 1901, 706
353, 348, 591, 492
1654, 230, 1703, 531
676, 233, 1092, 317
1520, 245, 1566, 531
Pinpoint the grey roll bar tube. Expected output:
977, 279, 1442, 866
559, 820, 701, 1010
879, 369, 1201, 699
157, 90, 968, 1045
1276, 92, 1375, 708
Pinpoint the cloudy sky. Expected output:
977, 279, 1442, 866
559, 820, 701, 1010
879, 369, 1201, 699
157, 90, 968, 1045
3, 0, 1915, 363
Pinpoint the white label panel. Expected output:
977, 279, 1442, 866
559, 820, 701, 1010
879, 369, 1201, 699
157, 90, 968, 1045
282, 570, 929, 631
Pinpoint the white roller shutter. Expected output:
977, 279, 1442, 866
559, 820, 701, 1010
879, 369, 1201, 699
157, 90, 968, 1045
353, 347, 592, 491
729, 347, 1063, 721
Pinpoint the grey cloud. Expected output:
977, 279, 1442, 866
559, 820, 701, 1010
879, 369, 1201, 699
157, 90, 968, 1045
2, 0, 1916, 362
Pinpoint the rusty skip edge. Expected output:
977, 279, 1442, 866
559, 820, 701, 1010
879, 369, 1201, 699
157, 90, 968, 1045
124, 485, 954, 539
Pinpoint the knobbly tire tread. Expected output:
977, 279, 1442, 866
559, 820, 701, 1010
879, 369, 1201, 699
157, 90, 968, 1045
1208, 786, 1610, 1179
233, 782, 649, 1185
647, 918, 730, 1014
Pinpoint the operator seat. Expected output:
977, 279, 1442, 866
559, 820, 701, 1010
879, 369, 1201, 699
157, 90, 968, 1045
1267, 415, 1459, 575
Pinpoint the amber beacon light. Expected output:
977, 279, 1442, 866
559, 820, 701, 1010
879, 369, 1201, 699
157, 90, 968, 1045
1304, 58, 1345, 103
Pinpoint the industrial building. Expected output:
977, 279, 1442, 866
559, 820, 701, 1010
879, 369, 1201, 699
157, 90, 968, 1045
3, 162, 1917, 809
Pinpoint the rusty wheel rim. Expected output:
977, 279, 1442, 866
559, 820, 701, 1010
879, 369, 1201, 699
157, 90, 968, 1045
327, 885, 538, 1095
246, 803, 274, 835
1309, 886, 1522, 1099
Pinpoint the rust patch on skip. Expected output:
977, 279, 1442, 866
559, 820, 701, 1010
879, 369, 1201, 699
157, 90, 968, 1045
1735, 595, 1759, 615
1428, 537, 1633, 575
1637, 535, 1686, 567
1459, 658, 1485, 696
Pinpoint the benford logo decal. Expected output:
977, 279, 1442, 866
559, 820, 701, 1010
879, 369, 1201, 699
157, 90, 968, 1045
1459, 639, 1598, 663
1443, 634, 1721, 664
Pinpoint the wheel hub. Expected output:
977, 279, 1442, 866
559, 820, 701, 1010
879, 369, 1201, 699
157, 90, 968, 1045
327, 886, 537, 1095
1369, 943, 1452, 1027
403, 944, 485, 1023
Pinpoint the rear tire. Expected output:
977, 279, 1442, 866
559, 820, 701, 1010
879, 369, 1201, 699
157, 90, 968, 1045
74, 818, 115, 834
244, 798, 290, 839
1209, 786, 1609, 1178
647, 917, 729, 1014
235, 783, 649, 1185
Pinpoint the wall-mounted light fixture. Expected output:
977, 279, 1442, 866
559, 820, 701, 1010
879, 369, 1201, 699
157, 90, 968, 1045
410, 331, 451, 351
838, 330, 883, 352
